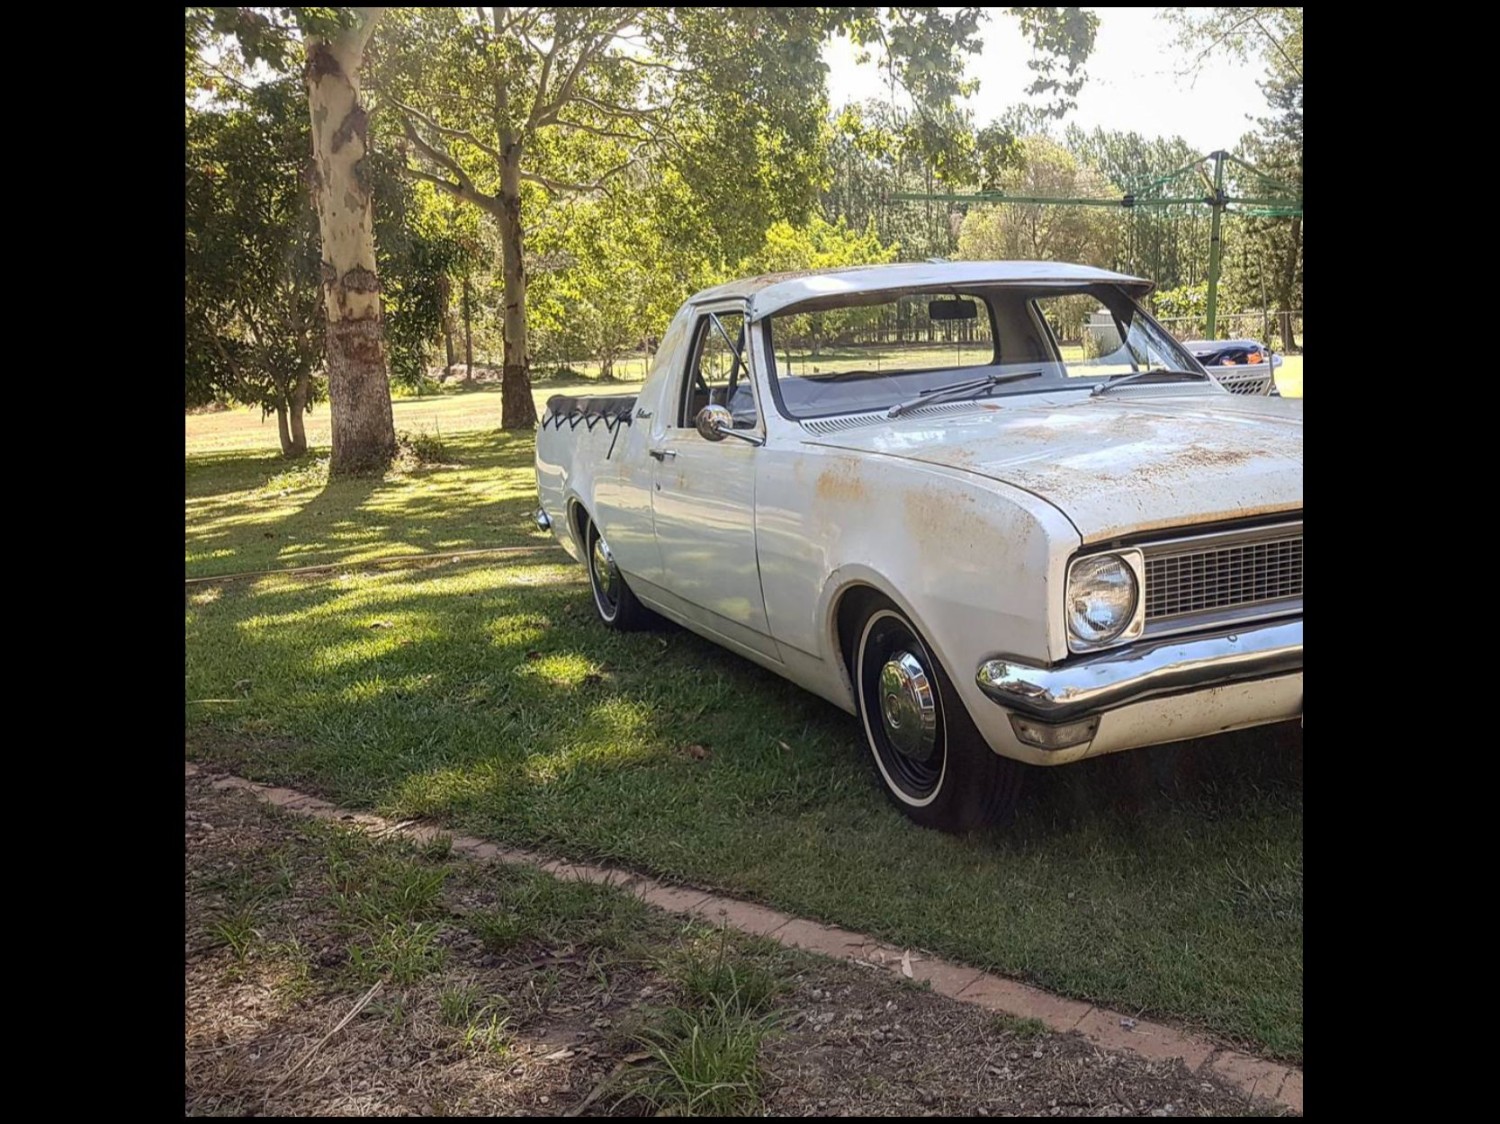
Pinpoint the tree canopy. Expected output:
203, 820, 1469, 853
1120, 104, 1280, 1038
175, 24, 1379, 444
185, 6, 1304, 445
185, 77, 323, 455
373, 6, 1098, 426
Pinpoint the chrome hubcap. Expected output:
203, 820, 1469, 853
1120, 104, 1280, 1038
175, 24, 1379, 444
878, 650, 937, 762
591, 535, 617, 605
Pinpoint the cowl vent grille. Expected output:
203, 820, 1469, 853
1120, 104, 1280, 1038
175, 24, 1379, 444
800, 401, 983, 435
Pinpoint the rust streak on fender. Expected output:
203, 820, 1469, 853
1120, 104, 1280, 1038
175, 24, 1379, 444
816, 458, 869, 504
902, 484, 977, 543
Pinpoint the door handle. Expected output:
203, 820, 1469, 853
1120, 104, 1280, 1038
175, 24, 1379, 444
649, 448, 677, 461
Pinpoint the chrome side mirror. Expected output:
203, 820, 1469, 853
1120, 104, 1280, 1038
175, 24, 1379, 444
694, 404, 765, 447
695, 404, 732, 442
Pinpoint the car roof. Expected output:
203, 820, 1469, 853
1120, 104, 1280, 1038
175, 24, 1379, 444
688, 261, 1155, 322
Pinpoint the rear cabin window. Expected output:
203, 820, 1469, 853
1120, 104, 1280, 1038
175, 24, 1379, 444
769, 291, 995, 382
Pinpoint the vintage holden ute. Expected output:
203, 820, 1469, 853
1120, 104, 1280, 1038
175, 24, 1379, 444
533, 262, 1303, 831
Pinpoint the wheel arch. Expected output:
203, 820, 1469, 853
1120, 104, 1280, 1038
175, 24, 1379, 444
826, 564, 1000, 725
825, 569, 937, 708
565, 495, 591, 552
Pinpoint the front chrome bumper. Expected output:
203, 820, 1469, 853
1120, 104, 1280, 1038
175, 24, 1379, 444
975, 619, 1302, 723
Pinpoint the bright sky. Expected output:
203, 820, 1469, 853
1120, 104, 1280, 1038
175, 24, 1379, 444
824, 7, 1270, 153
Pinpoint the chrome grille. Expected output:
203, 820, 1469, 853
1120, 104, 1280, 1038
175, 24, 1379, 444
1223, 375, 1273, 395
1210, 366, 1274, 395
1144, 529, 1302, 622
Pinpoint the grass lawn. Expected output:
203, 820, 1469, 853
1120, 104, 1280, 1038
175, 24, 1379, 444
186, 381, 1304, 1063
186, 376, 641, 578
1275, 355, 1303, 398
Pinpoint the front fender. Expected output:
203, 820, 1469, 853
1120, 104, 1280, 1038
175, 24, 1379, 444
757, 446, 1082, 714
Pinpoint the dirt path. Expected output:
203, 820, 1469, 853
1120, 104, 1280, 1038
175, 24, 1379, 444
185, 770, 1294, 1116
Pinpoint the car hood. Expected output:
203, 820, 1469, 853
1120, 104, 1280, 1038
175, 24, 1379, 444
803, 390, 1303, 542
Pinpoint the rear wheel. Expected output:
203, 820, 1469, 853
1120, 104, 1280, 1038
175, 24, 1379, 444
584, 517, 653, 631
854, 598, 1023, 832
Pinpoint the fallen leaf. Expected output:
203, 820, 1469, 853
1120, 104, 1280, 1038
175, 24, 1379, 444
622, 1051, 652, 1064
369, 620, 393, 629
542, 1048, 575, 1062
684, 744, 711, 761
778, 741, 792, 752
900, 950, 914, 979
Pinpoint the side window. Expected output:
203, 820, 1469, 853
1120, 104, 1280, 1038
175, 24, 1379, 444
679, 310, 758, 430
1032, 295, 1188, 378
1032, 296, 1135, 378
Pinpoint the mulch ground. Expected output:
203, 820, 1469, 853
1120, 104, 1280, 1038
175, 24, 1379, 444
185, 772, 1291, 1116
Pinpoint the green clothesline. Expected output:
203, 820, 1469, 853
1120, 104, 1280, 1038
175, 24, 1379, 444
891, 149, 1302, 337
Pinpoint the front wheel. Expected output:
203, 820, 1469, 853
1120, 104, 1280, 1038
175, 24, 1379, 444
855, 599, 1023, 832
584, 518, 653, 631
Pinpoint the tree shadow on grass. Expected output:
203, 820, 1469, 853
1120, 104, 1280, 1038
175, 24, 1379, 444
186, 433, 545, 579
186, 449, 305, 500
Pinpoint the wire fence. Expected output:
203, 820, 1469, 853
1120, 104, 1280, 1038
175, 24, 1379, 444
1157, 310, 1304, 353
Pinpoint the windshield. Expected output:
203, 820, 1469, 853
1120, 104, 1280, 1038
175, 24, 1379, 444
762, 283, 1207, 420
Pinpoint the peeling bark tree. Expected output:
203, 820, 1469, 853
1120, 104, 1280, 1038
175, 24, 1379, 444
392, 7, 555, 429
463, 274, 474, 384
438, 273, 456, 374
273, 368, 312, 456
496, 128, 529, 426
304, 6, 397, 474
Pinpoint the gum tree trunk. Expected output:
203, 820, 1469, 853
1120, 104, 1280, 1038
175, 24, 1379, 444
497, 143, 535, 428
1278, 216, 1301, 352
276, 403, 294, 457
288, 368, 310, 455
304, 7, 396, 475
463, 274, 474, 384
439, 274, 456, 375
488, 10, 536, 432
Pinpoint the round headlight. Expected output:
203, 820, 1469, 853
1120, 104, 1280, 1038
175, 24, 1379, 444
1067, 554, 1138, 645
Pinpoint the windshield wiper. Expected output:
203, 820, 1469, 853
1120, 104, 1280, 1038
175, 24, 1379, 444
1091, 368, 1210, 397
887, 370, 1041, 418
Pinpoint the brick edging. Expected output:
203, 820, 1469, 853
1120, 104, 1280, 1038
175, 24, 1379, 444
185, 762, 1302, 1113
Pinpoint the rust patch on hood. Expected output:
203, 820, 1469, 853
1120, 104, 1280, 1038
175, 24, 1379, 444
1176, 445, 1252, 469
807, 395, 1302, 542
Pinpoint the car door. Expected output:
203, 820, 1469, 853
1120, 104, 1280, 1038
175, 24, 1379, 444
648, 302, 777, 659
